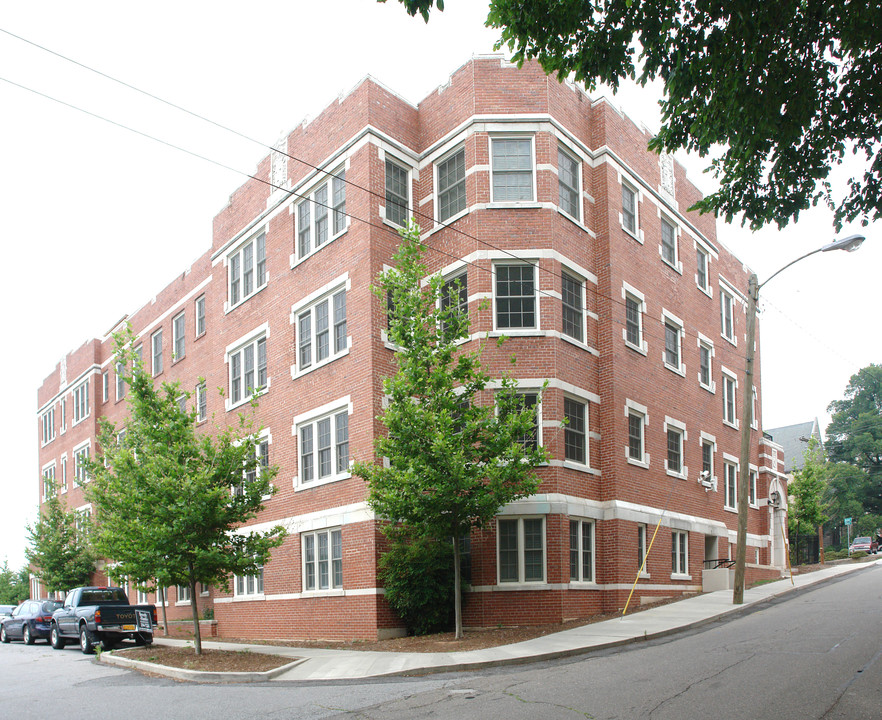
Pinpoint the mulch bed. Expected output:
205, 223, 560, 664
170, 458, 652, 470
117, 645, 293, 673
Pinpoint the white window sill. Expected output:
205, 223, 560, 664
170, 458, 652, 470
621, 225, 643, 244
568, 580, 599, 589
291, 348, 350, 380
290, 228, 349, 269
625, 340, 648, 356
697, 283, 713, 298
430, 208, 469, 233
666, 468, 687, 480
488, 201, 540, 209
638, 572, 650, 579
489, 329, 542, 338
232, 594, 265, 602
301, 588, 344, 598
559, 460, 600, 476
724, 506, 738, 514
671, 573, 692, 581
225, 385, 269, 413
294, 472, 351, 492
225, 282, 270, 315
722, 333, 738, 347
556, 206, 588, 231
561, 334, 590, 352
661, 257, 683, 275
664, 362, 686, 377
495, 581, 550, 590
700, 381, 716, 394
627, 456, 650, 470
174, 601, 190, 607
723, 419, 740, 430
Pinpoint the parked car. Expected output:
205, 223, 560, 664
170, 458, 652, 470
0, 605, 14, 621
50, 586, 156, 653
849, 537, 878, 554
1, 599, 63, 644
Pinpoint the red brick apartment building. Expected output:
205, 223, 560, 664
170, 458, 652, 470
36, 57, 789, 641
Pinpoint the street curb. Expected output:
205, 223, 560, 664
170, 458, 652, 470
97, 650, 308, 683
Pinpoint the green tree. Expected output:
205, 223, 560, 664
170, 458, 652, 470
788, 438, 829, 564
85, 330, 286, 654
385, 0, 882, 231
352, 223, 548, 639
826, 364, 882, 513
0, 561, 30, 605
25, 486, 95, 593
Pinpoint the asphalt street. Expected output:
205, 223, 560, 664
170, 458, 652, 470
1, 565, 879, 720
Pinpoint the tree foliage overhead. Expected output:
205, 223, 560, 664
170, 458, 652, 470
85, 329, 286, 653
0, 561, 30, 605
826, 364, 882, 513
385, 0, 882, 231
26, 486, 95, 593
352, 222, 547, 638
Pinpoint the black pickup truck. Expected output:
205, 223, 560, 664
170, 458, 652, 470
50, 586, 156, 654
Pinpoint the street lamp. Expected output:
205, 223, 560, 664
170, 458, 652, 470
732, 234, 865, 604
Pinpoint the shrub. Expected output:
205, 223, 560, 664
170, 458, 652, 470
850, 550, 868, 560
379, 533, 460, 636
823, 549, 849, 561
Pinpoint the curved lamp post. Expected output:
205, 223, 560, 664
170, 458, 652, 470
733, 234, 865, 604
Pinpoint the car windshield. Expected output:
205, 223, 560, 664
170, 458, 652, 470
41, 601, 63, 613
854, 537, 871, 543
81, 588, 129, 604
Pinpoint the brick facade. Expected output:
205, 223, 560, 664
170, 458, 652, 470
36, 57, 787, 640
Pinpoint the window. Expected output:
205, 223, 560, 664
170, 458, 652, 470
699, 338, 714, 390
296, 289, 347, 372
660, 217, 678, 267
196, 381, 207, 422
666, 426, 684, 475
73, 381, 89, 425
624, 290, 644, 350
561, 272, 584, 342
564, 397, 587, 464
672, 531, 688, 576
723, 371, 737, 426
298, 409, 350, 485
229, 335, 268, 406
637, 524, 648, 573
385, 159, 409, 226
332, 171, 346, 235
102, 372, 109, 403
116, 362, 126, 401
42, 464, 56, 499
498, 517, 545, 583
558, 145, 580, 220
60, 456, 67, 493
627, 407, 646, 464
721, 288, 736, 342
234, 568, 264, 597
296, 173, 346, 260
136, 588, 149, 606
495, 264, 536, 329
491, 137, 534, 202
437, 147, 466, 222
177, 395, 187, 413
502, 392, 540, 451
701, 436, 715, 483
173, 312, 185, 361
664, 321, 681, 370
303, 529, 343, 591
41, 408, 55, 445
74, 444, 90, 485
724, 461, 737, 510
569, 519, 594, 582
441, 271, 468, 337
696, 247, 709, 291
236, 436, 270, 497
622, 183, 637, 234
195, 295, 206, 337
229, 231, 267, 306
751, 386, 758, 430
60, 398, 66, 433
749, 468, 758, 506
176, 585, 190, 604
151, 330, 163, 376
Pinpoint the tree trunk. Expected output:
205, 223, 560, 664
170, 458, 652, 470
159, 584, 169, 637
188, 562, 202, 655
818, 524, 825, 564
453, 534, 462, 640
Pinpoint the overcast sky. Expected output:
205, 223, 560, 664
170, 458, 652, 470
2, 1, 878, 570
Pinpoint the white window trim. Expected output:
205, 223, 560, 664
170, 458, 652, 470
301, 527, 344, 595
671, 530, 690, 579
289, 276, 351, 379
41, 407, 56, 446
664, 416, 688, 479
723, 454, 739, 512
619, 177, 643, 243
658, 213, 683, 273
637, 523, 650, 578
492, 261, 540, 333
489, 134, 537, 206
697, 333, 716, 393
694, 241, 713, 297
224, 323, 271, 411
661, 309, 686, 376
497, 516, 546, 585
151, 329, 163, 377
175, 584, 191, 606
563, 394, 589, 467
699, 432, 718, 491
195, 381, 207, 423
748, 464, 759, 508
557, 142, 583, 224
720, 286, 737, 346
625, 398, 650, 468
568, 517, 595, 585
73, 440, 91, 486
172, 311, 186, 362
226, 227, 269, 311
721, 367, 739, 429
382, 153, 413, 228
59, 454, 68, 494
234, 428, 273, 501
72, 380, 90, 427
41, 461, 57, 502
293, 397, 353, 491
233, 568, 265, 600
195, 294, 206, 338
561, 269, 587, 345
434, 143, 468, 226
102, 371, 109, 404
751, 386, 759, 430
622, 282, 648, 354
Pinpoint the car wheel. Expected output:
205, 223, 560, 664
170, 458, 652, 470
0, 625, 9, 643
79, 626, 95, 655
23, 624, 34, 645
50, 625, 66, 650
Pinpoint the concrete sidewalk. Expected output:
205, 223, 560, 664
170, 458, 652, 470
144, 559, 878, 682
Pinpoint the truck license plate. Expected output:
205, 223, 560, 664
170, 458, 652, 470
122, 624, 136, 631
